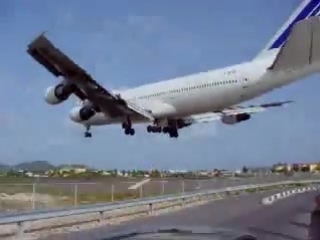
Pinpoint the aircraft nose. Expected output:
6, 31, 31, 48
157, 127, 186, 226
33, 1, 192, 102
69, 106, 82, 122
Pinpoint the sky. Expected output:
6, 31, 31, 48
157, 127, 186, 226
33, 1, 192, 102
0, 0, 319, 170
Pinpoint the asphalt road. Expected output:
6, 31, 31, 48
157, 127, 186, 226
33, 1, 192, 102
41, 188, 319, 240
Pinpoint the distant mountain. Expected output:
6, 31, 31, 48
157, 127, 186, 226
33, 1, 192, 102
14, 161, 55, 172
0, 161, 91, 172
0, 161, 54, 172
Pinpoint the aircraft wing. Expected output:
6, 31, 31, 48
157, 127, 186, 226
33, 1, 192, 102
268, 16, 320, 71
185, 100, 293, 123
221, 100, 293, 115
26, 34, 154, 121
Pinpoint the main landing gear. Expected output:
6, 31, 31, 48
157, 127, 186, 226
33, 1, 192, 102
146, 125, 179, 138
122, 118, 135, 136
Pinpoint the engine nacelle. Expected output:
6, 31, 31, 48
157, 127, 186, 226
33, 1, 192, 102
45, 84, 74, 105
221, 113, 251, 125
69, 105, 96, 122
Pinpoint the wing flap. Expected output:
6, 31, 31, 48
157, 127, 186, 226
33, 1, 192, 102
269, 16, 320, 71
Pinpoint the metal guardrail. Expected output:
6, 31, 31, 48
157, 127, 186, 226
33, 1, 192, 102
261, 186, 320, 205
1, 179, 319, 238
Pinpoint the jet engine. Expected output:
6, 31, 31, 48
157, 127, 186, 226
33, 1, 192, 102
45, 83, 75, 105
221, 113, 251, 125
69, 102, 96, 122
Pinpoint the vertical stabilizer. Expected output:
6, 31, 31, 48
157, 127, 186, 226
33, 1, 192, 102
255, 0, 320, 59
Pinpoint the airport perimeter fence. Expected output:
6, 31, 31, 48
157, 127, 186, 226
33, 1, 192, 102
0, 172, 318, 212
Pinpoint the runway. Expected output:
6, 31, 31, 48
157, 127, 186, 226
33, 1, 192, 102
42, 189, 319, 239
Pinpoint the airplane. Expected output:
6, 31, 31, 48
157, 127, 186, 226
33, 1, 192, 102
26, 0, 320, 139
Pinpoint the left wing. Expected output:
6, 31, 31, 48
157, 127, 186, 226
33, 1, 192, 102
27, 34, 154, 121
184, 100, 293, 124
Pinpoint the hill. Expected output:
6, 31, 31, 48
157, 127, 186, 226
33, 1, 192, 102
15, 161, 55, 172
0, 161, 91, 172
0, 161, 55, 172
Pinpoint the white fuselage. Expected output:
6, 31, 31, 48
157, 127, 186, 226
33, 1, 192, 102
70, 50, 320, 126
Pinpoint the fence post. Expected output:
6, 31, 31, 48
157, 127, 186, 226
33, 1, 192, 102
161, 181, 165, 195
182, 180, 185, 193
32, 183, 36, 210
74, 184, 78, 206
111, 184, 114, 202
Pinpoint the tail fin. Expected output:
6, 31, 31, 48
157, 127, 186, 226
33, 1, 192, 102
255, 0, 320, 59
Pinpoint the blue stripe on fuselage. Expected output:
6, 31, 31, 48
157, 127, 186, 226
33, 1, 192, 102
269, 0, 320, 49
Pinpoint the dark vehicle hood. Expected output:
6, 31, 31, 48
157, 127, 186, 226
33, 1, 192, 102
104, 225, 257, 240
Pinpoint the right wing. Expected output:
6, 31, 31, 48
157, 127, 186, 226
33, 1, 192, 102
27, 34, 154, 121
268, 16, 320, 71
184, 100, 293, 124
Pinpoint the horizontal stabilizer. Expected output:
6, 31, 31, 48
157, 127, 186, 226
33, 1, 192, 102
269, 16, 320, 71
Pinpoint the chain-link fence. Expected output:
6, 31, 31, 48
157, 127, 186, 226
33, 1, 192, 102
0, 172, 318, 213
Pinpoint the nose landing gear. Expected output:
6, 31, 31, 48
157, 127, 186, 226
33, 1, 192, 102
84, 125, 92, 138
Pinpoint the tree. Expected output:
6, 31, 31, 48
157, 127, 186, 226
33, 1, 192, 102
150, 169, 161, 178
242, 166, 248, 173
6, 169, 21, 177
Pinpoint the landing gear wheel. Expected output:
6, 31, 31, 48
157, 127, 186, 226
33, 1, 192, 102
124, 128, 135, 136
162, 127, 169, 134
146, 125, 162, 133
84, 132, 92, 138
169, 128, 178, 138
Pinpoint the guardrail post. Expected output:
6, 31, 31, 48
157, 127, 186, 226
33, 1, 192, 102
181, 197, 186, 206
16, 221, 26, 239
148, 203, 153, 215
139, 186, 143, 198
99, 211, 104, 223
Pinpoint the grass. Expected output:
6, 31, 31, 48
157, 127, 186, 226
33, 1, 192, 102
0, 182, 165, 211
